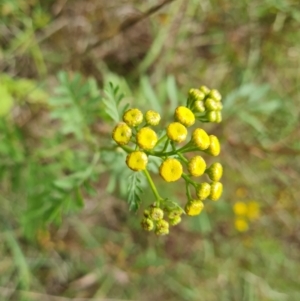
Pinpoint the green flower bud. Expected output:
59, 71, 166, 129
193, 100, 206, 113
143, 209, 150, 218
206, 162, 223, 181
199, 85, 210, 95
215, 111, 222, 123
208, 89, 222, 102
209, 182, 223, 201
205, 98, 219, 111
188, 88, 205, 103
207, 111, 217, 122
168, 208, 183, 219
150, 207, 164, 221
141, 218, 154, 231
169, 216, 181, 226
196, 182, 211, 200
155, 220, 169, 236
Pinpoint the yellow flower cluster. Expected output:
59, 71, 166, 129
233, 201, 260, 232
111, 84, 224, 236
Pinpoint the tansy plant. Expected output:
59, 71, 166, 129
112, 85, 224, 236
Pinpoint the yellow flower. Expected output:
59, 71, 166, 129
145, 110, 161, 126
234, 218, 249, 232
141, 218, 154, 231
191, 128, 210, 150
126, 151, 148, 171
209, 182, 223, 201
205, 135, 221, 156
159, 158, 183, 182
206, 162, 223, 181
155, 220, 169, 235
174, 106, 195, 127
185, 200, 204, 216
166, 122, 187, 143
123, 108, 143, 127
188, 156, 206, 177
233, 202, 248, 216
247, 201, 260, 220
196, 182, 211, 200
112, 122, 132, 145
136, 127, 158, 150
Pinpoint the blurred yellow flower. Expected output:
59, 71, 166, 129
233, 202, 248, 216
234, 218, 249, 232
247, 201, 260, 220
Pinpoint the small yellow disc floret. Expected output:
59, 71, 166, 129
136, 127, 158, 150
123, 108, 143, 127
192, 128, 210, 150
174, 106, 195, 127
166, 122, 187, 143
206, 162, 223, 181
188, 156, 206, 177
126, 151, 148, 171
112, 122, 132, 145
159, 158, 183, 182
145, 110, 161, 126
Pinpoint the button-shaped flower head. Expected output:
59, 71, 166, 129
205, 98, 219, 111
155, 220, 169, 235
233, 202, 248, 216
145, 110, 161, 126
208, 89, 222, 102
150, 207, 164, 221
199, 85, 210, 95
194, 100, 205, 113
141, 218, 154, 231
188, 88, 205, 103
188, 156, 206, 177
174, 106, 195, 127
196, 182, 211, 200
136, 127, 158, 150
206, 162, 223, 181
112, 122, 132, 145
191, 128, 210, 150
159, 158, 183, 182
166, 122, 187, 143
234, 218, 249, 232
126, 151, 148, 171
205, 135, 221, 156
123, 108, 143, 127
209, 181, 223, 201
185, 200, 204, 216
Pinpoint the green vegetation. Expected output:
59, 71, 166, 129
1, 0, 300, 300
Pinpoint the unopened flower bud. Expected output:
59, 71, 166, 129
209, 182, 223, 201
196, 182, 211, 200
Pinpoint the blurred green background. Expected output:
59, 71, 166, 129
1, 0, 300, 300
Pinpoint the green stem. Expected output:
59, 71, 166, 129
143, 169, 161, 202
182, 173, 197, 187
177, 152, 188, 164
156, 133, 168, 147
120, 145, 135, 153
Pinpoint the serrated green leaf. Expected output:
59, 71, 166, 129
127, 172, 143, 212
